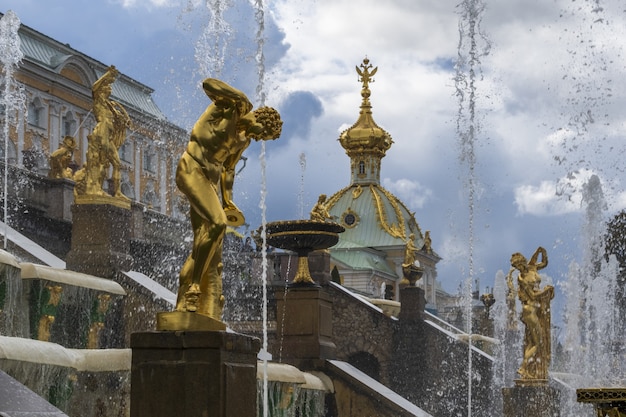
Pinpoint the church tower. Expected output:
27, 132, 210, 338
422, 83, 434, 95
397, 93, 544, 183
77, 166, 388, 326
322, 58, 441, 308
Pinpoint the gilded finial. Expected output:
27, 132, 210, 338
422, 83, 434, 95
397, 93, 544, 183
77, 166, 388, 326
356, 57, 377, 98
339, 57, 393, 172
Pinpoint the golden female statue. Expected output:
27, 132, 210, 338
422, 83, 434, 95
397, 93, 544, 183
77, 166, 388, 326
508, 247, 554, 381
175, 78, 282, 319
402, 233, 419, 269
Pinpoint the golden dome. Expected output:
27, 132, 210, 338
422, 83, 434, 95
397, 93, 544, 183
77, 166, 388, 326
339, 58, 393, 158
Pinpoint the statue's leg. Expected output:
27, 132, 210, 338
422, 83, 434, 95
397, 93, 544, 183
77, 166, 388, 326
187, 215, 225, 313
176, 154, 226, 313
199, 240, 224, 319
180, 211, 209, 312
176, 254, 193, 311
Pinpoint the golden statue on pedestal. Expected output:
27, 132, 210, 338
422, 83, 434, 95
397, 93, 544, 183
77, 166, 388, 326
507, 246, 554, 382
75, 65, 132, 206
401, 233, 423, 286
158, 78, 281, 331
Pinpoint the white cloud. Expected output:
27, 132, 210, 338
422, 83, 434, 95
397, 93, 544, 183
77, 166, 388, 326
512, 169, 619, 216
382, 178, 433, 211
514, 181, 580, 216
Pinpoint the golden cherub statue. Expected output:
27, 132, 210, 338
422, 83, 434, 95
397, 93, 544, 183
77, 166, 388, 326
174, 78, 282, 322
507, 246, 554, 381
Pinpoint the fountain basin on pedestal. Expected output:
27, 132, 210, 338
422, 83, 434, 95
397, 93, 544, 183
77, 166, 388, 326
265, 220, 344, 286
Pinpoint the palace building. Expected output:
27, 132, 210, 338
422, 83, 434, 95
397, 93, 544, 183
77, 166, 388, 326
2, 14, 187, 217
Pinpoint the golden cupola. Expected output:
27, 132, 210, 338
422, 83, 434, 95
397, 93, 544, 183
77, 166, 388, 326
339, 58, 393, 185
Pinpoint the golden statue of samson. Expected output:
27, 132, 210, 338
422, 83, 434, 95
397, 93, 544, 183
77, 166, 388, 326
171, 78, 282, 325
75, 65, 132, 205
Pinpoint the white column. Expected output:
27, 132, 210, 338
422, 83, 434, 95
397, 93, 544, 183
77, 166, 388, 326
159, 151, 167, 214
80, 115, 92, 166
134, 139, 141, 201
16, 109, 24, 166
48, 100, 61, 151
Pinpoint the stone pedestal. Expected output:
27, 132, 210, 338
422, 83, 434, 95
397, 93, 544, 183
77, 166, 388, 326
130, 330, 260, 417
275, 285, 336, 365
503, 384, 560, 417
399, 286, 426, 322
45, 178, 75, 221
65, 203, 132, 278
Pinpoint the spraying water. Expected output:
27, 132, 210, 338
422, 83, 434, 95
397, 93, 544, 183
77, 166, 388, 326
252, 1, 270, 416
549, 1, 626, 413
195, 0, 233, 78
0, 10, 25, 249
454, 0, 490, 415
559, 175, 623, 415
298, 152, 306, 219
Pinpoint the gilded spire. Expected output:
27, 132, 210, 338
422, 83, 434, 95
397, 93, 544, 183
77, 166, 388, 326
339, 58, 393, 185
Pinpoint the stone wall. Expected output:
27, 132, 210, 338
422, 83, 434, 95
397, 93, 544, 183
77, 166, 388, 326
391, 316, 494, 416
328, 282, 396, 386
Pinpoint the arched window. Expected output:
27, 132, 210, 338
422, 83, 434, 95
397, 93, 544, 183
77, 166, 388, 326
62, 111, 77, 137
143, 147, 156, 173
119, 141, 133, 163
358, 160, 365, 174
28, 99, 44, 128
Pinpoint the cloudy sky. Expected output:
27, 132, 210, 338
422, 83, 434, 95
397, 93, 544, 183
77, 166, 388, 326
3, 0, 626, 320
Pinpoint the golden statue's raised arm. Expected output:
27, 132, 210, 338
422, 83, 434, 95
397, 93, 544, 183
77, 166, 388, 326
529, 246, 548, 270
202, 78, 253, 116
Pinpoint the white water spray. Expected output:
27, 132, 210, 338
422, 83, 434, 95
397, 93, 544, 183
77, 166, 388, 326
195, 0, 233, 77
298, 152, 306, 219
454, 0, 490, 415
559, 175, 624, 415
252, 1, 270, 416
0, 10, 24, 250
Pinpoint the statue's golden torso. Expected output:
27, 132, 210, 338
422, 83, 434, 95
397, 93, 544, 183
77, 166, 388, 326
188, 102, 249, 177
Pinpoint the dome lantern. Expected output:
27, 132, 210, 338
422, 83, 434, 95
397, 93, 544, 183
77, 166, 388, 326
339, 58, 393, 185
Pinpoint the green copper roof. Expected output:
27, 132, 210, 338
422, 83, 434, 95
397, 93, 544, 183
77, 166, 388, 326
17, 21, 165, 120
326, 184, 424, 250
331, 248, 397, 277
